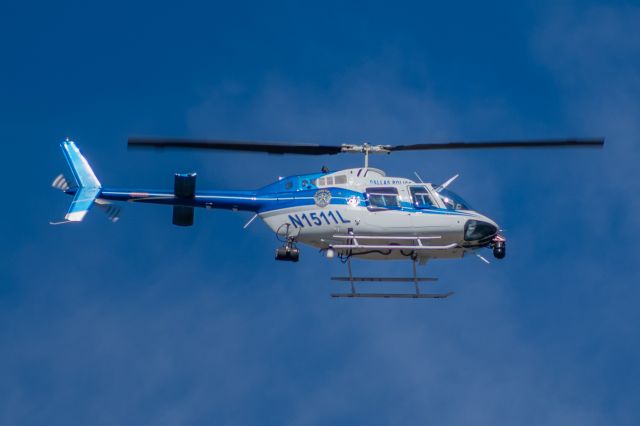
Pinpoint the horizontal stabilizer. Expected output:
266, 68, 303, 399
174, 173, 196, 198
173, 205, 194, 226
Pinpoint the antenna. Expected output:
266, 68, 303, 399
414, 171, 424, 183
435, 174, 459, 192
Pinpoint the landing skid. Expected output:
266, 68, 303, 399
331, 277, 437, 282
331, 292, 454, 299
331, 256, 454, 299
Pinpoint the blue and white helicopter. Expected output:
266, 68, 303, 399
52, 137, 603, 298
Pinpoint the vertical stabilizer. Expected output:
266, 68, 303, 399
59, 140, 102, 222
61, 140, 101, 188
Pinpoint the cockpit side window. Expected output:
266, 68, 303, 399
409, 186, 436, 209
366, 187, 400, 210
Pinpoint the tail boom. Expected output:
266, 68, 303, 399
98, 189, 261, 211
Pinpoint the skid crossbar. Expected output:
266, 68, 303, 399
331, 243, 458, 250
331, 235, 442, 240
329, 234, 457, 251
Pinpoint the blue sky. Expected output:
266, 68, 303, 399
1, 1, 640, 424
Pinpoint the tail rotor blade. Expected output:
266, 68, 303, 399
95, 199, 122, 222
51, 174, 70, 191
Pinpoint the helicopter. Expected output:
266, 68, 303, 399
52, 137, 604, 299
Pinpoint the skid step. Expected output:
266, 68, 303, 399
331, 276, 438, 282
331, 292, 454, 299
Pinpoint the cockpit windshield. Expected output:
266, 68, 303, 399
436, 188, 473, 211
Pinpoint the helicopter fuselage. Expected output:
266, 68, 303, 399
94, 166, 501, 261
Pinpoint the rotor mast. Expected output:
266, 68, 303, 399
340, 143, 391, 168
364, 144, 370, 168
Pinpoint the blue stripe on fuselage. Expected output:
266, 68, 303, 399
99, 186, 474, 217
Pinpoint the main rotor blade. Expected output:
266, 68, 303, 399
128, 137, 343, 155
129, 137, 605, 155
389, 138, 604, 151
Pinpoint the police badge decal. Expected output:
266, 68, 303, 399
314, 190, 331, 207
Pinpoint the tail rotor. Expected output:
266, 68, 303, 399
51, 173, 71, 191
94, 199, 122, 222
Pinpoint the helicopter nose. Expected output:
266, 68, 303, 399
464, 219, 498, 242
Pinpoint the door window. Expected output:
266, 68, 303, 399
366, 187, 400, 210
